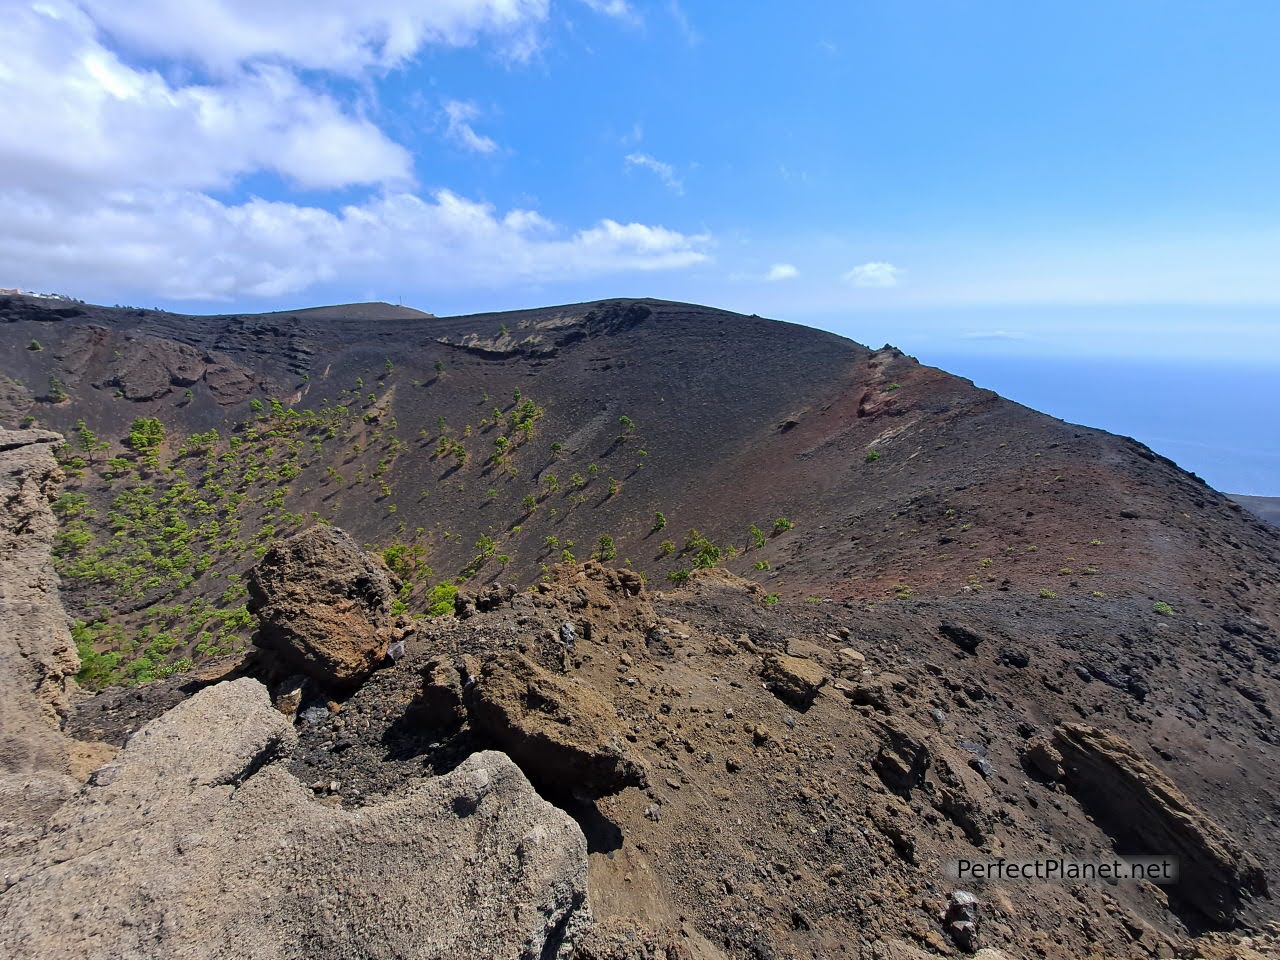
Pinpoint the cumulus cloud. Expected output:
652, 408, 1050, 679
443, 100, 498, 154
76, 0, 552, 73
765, 263, 799, 281
1, 3, 412, 193
0, 1, 709, 302
843, 261, 904, 288
625, 153, 684, 195
0, 188, 709, 301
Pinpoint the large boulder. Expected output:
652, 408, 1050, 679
247, 526, 411, 691
1053, 723, 1267, 927
760, 653, 827, 709
467, 653, 646, 799
0, 678, 591, 959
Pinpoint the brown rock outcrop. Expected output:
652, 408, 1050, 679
247, 526, 411, 691
1053, 723, 1267, 926
760, 653, 827, 709
467, 652, 646, 798
0, 678, 591, 959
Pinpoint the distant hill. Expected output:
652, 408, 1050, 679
265, 301, 435, 321
1231, 494, 1280, 527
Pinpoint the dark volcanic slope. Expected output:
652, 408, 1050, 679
4, 292, 1280, 956
3, 291, 1275, 607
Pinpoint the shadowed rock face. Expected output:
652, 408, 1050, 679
0, 678, 591, 960
1053, 723, 1268, 927
247, 526, 412, 691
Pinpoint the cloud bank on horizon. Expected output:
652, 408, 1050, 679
1, 0, 1278, 366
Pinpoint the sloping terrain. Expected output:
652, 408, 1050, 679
1, 292, 1278, 958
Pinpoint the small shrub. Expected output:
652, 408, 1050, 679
28, 339, 42, 351
865, 449, 881, 463
772, 517, 793, 535
667, 569, 691, 584
658, 540, 675, 557
753, 560, 770, 570
763, 593, 780, 605
425, 583, 458, 617
1039, 588, 1058, 599
127, 417, 164, 454
652, 511, 667, 532
1152, 601, 1174, 616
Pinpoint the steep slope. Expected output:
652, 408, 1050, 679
2, 292, 1277, 680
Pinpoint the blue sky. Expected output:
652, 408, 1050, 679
2, 1, 1278, 491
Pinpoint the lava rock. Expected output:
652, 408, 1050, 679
945, 890, 981, 953
995, 647, 1030, 669
1053, 723, 1268, 927
246, 526, 412, 691
939, 623, 984, 655
1020, 737, 1064, 781
760, 654, 827, 710
418, 659, 467, 733
0, 679, 592, 960
466, 653, 646, 798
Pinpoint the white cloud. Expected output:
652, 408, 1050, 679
766, 263, 799, 281
0, 188, 710, 300
580, 0, 641, 25
1, 3, 411, 193
666, 1, 699, 45
843, 261, 904, 288
76, 0, 553, 73
625, 152, 684, 195
443, 100, 498, 154
0, 2, 710, 303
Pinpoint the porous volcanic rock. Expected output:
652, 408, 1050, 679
0, 430, 79, 767
247, 526, 411, 690
0, 376, 33, 423
466, 652, 647, 798
0, 429, 83, 863
0, 678, 591, 960
1053, 723, 1267, 927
